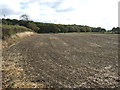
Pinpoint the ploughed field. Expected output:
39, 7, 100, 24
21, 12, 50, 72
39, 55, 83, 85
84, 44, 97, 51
2, 33, 119, 88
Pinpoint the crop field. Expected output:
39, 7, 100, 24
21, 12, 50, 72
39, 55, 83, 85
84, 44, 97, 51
2, 33, 119, 88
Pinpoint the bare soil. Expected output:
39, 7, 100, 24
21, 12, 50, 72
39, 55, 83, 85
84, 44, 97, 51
2, 33, 119, 88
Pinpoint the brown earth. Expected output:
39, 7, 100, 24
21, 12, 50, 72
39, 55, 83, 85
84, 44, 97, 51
2, 33, 119, 88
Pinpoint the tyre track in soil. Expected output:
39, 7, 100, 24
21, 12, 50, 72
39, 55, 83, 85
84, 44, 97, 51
2, 33, 119, 88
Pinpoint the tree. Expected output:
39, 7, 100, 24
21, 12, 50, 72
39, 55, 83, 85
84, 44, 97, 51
112, 27, 120, 34
100, 28, 106, 33
26, 22, 40, 32
20, 14, 29, 21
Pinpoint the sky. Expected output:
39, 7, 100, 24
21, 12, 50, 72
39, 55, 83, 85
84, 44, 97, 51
0, 0, 119, 30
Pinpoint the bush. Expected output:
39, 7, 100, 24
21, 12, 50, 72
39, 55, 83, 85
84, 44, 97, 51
2, 25, 33, 40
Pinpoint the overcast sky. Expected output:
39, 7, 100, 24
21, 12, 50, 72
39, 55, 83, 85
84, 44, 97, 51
0, 0, 119, 30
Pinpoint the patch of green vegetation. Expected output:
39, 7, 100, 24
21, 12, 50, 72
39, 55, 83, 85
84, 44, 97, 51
2, 19, 107, 34
1, 18, 120, 35
107, 27, 120, 34
7, 82, 15, 88
2, 25, 33, 40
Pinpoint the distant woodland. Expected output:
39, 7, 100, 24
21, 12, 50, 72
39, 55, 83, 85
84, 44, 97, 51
1, 18, 120, 40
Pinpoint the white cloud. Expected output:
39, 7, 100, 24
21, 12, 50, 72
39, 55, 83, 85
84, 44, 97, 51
0, 0, 119, 30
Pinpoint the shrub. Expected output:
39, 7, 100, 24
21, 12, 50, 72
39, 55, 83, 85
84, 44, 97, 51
2, 25, 33, 40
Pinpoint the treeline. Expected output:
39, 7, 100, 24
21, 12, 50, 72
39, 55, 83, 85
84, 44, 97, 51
2, 18, 120, 34
108, 27, 120, 34
2, 18, 106, 33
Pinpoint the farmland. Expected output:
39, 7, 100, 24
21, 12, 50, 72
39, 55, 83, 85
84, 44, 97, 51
2, 33, 119, 88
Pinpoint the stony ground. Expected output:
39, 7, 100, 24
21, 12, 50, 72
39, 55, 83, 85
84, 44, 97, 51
2, 33, 119, 88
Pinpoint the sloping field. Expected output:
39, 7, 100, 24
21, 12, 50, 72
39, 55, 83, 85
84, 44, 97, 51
2, 33, 119, 88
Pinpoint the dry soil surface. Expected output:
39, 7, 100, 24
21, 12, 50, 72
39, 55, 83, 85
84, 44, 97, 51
2, 33, 119, 88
